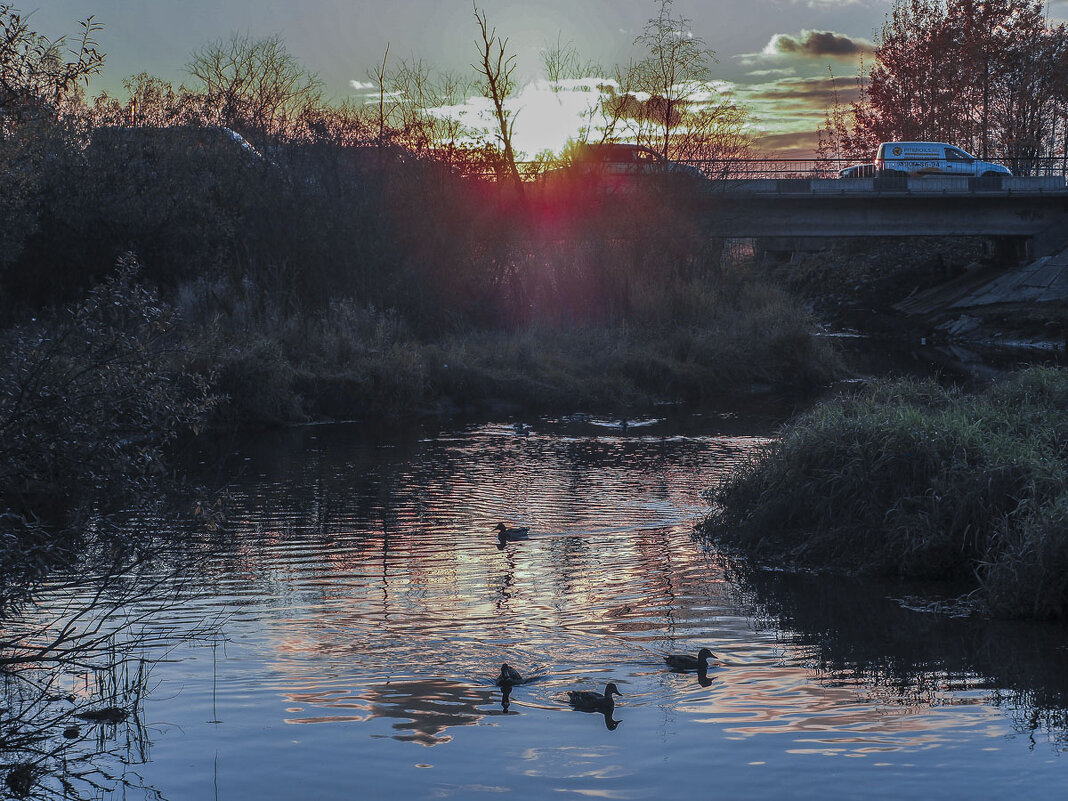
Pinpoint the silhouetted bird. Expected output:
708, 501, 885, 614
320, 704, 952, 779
496, 663, 523, 687
664, 648, 718, 673
567, 682, 622, 712
494, 523, 530, 546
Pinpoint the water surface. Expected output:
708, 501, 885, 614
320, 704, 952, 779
28, 412, 1068, 799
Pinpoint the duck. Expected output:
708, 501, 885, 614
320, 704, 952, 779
494, 522, 530, 544
663, 647, 718, 673
496, 663, 523, 687
513, 422, 532, 436
567, 682, 622, 712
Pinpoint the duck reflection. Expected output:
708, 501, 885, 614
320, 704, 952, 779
363, 679, 495, 746
568, 705, 622, 731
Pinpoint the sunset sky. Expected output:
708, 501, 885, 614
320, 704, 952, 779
29, 1, 1068, 155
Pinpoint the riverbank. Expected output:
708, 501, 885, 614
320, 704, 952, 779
702, 366, 1068, 621
184, 275, 842, 427
758, 236, 1068, 357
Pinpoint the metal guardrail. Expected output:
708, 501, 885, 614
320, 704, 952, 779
463, 157, 1068, 181
709, 175, 1068, 194
680, 158, 1068, 179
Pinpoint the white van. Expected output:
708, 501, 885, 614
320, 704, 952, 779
875, 142, 1012, 177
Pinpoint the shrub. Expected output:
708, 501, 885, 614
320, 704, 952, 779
0, 256, 215, 523
704, 368, 1068, 619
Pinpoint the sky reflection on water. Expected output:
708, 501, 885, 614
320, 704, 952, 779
28, 412, 1068, 799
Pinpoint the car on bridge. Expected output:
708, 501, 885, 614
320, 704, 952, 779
838, 163, 877, 178
875, 142, 1012, 177
538, 143, 705, 194
839, 143, 1012, 178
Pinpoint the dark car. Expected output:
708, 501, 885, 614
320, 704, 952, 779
540, 143, 705, 194
838, 163, 877, 178
575, 143, 702, 177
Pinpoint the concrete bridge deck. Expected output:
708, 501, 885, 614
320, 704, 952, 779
682, 176, 1068, 254
713, 175, 1067, 195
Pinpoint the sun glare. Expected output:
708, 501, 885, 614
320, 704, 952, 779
430, 78, 612, 159
509, 78, 610, 156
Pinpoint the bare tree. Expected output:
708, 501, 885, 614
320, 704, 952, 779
629, 0, 714, 161
0, 4, 103, 124
187, 32, 323, 142
472, 3, 524, 198
388, 58, 474, 156
598, 0, 749, 165
368, 43, 397, 150
541, 34, 600, 90
539, 35, 605, 147
838, 0, 1068, 167
89, 73, 204, 128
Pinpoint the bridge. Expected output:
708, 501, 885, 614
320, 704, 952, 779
513, 160, 1068, 260
691, 175, 1068, 258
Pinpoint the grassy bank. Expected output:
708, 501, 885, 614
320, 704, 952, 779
179, 268, 840, 426
0, 119, 844, 427
702, 367, 1068, 620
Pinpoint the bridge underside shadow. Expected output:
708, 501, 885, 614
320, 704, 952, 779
690, 192, 1068, 259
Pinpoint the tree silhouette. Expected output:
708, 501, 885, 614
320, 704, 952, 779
472, 3, 525, 199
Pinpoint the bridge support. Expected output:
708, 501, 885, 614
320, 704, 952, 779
988, 236, 1029, 267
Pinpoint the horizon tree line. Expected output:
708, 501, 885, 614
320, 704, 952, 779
820, 0, 1068, 172
2, 1, 750, 175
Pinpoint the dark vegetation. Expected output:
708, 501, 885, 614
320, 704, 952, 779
757, 236, 988, 329
704, 367, 1068, 620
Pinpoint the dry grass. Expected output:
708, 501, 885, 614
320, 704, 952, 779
176, 272, 842, 425
703, 367, 1068, 620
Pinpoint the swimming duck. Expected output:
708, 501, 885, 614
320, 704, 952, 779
567, 682, 622, 712
663, 648, 718, 672
494, 523, 530, 544
496, 663, 523, 687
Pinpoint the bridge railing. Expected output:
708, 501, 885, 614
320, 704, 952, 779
465, 156, 1068, 182
684, 159, 847, 179
675, 157, 1068, 179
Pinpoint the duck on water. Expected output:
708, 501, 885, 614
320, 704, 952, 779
663, 648, 719, 673
567, 682, 622, 712
494, 523, 530, 546
496, 663, 524, 687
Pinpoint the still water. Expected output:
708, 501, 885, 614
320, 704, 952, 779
36, 412, 1068, 799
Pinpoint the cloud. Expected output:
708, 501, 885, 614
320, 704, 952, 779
349, 80, 376, 91
751, 130, 821, 156
746, 68, 797, 78
741, 75, 864, 106
763, 30, 875, 59
734, 74, 868, 156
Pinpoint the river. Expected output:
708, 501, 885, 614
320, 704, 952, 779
17, 407, 1068, 799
